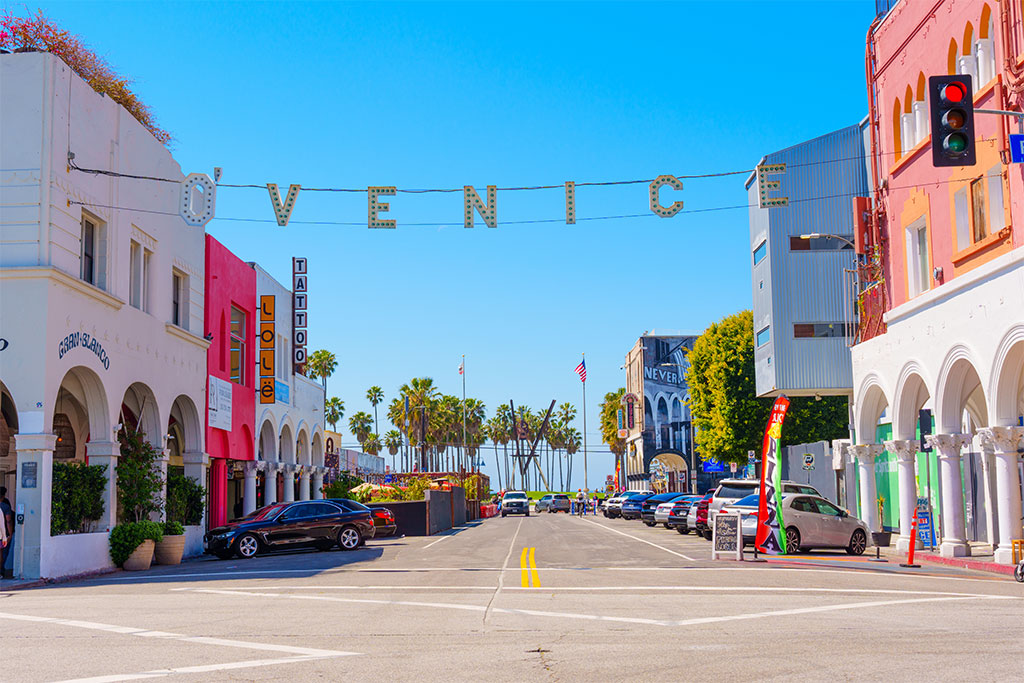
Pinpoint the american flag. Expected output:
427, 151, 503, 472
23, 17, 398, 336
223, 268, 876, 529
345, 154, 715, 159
574, 358, 586, 383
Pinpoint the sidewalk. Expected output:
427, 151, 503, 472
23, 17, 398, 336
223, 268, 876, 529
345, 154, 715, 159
878, 541, 1016, 577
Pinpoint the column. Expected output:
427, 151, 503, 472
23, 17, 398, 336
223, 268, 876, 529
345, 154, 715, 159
850, 444, 884, 532
282, 464, 296, 502
885, 440, 922, 552
298, 466, 310, 501
976, 436, 999, 549
263, 462, 278, 505
208, 458, 227, 529
14, 433, 57, 579
312, 467, 325, 499
85, 440, 120, 531
155, 447, 170, 522
926, 433, 972, 558
182, 451, 208, 529
977, 427, 1024, 565
242, 462, 259, 516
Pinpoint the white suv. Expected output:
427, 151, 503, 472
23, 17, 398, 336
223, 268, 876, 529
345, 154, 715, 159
708, 479, 821, 525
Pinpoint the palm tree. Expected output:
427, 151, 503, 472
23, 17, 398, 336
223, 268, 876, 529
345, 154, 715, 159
363, 433, 382, 457
348, 411, 374, 443
306, 349, 337, 431
366, 386, 384, 435
324, 397, 345, 432
564, 427, 582, 490
383, 429, 403, 473
397, 377, 438, 470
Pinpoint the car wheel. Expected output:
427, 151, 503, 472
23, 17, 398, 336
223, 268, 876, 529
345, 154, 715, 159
338, 526, 362, 551
235, 533, 260, 559
676, 527, 688, 535
847, 529, 867, 556
525, 510, 530, 517
785, 526, 801, 554
644, 521, 655, 527
501, 511, 507, 518
663, 523, 671, 530
702, 529, 712, 540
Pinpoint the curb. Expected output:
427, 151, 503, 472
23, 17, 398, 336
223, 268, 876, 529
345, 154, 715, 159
0, 566, 119, 591
912, 551, 1016, 576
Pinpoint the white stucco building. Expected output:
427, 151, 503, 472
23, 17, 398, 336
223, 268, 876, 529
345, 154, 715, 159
0, 52, 209, 578
249, 265, 325, 513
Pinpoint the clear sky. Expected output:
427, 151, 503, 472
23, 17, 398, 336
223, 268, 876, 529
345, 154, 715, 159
20, 0, 876, 486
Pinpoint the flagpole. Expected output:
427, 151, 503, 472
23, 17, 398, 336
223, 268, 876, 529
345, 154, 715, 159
461, 354, 467, 475
581, 352, 588, 492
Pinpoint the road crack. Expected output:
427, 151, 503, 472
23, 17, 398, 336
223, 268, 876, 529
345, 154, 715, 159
484, 517, 523, 625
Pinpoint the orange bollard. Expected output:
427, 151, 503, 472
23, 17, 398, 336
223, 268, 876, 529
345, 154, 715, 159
900, 508, 921, 568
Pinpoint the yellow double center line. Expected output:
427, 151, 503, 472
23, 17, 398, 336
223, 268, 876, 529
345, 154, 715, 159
519, 547, 541, 587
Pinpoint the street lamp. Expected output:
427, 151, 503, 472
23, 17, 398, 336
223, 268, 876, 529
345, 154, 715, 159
798, 233, 857, 250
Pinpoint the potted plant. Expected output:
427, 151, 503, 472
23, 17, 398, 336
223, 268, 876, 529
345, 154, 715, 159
155, 521, 185, 565
109, 520, 163, 571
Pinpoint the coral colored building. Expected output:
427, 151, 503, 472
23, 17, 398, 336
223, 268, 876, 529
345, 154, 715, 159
851, 0, 1024, 564
204, 235, 256, 528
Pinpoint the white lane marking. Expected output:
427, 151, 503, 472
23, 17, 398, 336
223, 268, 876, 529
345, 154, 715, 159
54, 656, 334, 683
0, 610, 359, 681
177, 587, 992, 628
578, 517, 697, 561
423, 534, 454, 549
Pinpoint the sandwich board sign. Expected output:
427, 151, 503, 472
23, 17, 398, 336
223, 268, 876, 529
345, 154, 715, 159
711, 511, 743, 561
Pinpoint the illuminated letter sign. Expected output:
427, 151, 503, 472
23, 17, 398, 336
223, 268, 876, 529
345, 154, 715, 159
259, 294, 276, 404
565, 181, 576, 225
464, 185, 497, 228
368, 186, 397, 229
649, 175, 684, 218
179, 173, 217, 227
756, 164, 788, 208
292, 257, 308, 372
268, 183, 301, 226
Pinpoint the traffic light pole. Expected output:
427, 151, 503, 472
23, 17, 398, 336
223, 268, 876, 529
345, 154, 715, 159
974, 108, 1024, 133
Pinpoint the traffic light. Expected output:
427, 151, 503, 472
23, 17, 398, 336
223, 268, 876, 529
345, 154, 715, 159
929, 74, 976, 167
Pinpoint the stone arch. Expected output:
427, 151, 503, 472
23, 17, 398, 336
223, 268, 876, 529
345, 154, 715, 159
279, 421, 295, 464
963, 22, 974, 56
980, 4, 993, 38
169, 395, 202, 455
855, 374, 890, 443
240, 424, 254, 461
120, 382, 162, 445
0, 379, 18, 461
296, 425, 310, 466
892, 98, 902, 161
311, 430, 324, 468
258, 417, 278, 462
892, 361, 932, 440
989, 324, 1024, 427
948, 38, 959, 75
935, 345, 989, 434
916, 72, 926, 101
54, 366, 110, 446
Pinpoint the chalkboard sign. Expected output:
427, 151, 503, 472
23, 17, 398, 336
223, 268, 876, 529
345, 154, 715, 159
22, 461, 38, 488
711, 512, 742, 561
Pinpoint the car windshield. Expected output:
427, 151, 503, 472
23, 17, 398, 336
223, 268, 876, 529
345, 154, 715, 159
716, 483, 758, 498
733, 494, 760, 507
504, 493, 527, 500
242, 504, 287, 521
554, 495, 569, 500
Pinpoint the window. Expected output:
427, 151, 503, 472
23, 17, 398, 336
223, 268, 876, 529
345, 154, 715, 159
789, 235, 854, 251
812, 499, 843, 516
129, 241, 152, 311
970, 177, 987, 243
81, 218, 96, 284
171, 270, 189, 328
230, 306, 246, 384
954, 187, 970, 251
987, 165, 1004, 232
753, 240, 767, 265
793, 323, 847, 339
755, 326, 770, 347
905, 218, 929, 297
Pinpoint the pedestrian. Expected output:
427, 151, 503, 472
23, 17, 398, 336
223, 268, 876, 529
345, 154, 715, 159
0, 486, 13, 577
575, 488, 585, 517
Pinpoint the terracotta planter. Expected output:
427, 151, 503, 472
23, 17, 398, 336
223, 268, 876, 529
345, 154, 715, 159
123, 539, 155, 571
154, 534, 185, 565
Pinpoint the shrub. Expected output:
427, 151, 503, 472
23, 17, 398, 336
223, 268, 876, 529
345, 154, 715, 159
116, 429, 164, 523
109, 520, 163, 567
321, 473, 362, 500
50, 462, 106, 535
404, 476, 431, 502
161, 520, 184, 536
166, 471, 206, 526
0, 9, 171, 145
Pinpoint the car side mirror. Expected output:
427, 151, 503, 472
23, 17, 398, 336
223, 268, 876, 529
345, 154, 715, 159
840, 510, 848, 518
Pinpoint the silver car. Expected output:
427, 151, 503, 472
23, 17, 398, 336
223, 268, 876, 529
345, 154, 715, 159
721, 493, 870, 554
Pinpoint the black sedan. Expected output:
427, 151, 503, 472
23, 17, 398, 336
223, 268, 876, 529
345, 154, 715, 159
205, 499, 376, 559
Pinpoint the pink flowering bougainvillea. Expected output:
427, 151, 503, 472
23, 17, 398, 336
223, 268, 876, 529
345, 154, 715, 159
1, 9, 171, 146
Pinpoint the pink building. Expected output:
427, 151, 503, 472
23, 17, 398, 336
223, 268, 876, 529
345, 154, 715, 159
204, 235, 256, 528
851, 0, 1024, 564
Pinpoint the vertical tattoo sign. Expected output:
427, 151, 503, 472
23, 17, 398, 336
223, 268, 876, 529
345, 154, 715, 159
292, 257, 308, 373
259, 295, 276, 404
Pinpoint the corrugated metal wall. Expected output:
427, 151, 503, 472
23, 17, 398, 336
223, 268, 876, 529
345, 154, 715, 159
748, 125, 869, 396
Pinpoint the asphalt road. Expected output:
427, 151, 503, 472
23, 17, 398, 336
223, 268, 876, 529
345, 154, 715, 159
2, 511, 1022, 682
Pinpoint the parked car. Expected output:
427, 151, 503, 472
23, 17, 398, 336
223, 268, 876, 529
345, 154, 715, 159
693, 492, 714, 539
501, 491, 530, 517
205, 499, 375, 559
686, 491, 714, 536
641, 493, 688, 526
370, 506, 397, 537
604, 491, 648, 518
536, 494, 556, 512
548, 494, 571, 513
708, 479, 822, 525
663, 495, 703, 531
621, 493, 656, 520
719, 493, 870, 554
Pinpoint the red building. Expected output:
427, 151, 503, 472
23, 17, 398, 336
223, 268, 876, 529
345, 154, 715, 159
204, 235, 256, 527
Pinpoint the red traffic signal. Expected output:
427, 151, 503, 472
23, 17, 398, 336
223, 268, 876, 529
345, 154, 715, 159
929, 75, 976, 167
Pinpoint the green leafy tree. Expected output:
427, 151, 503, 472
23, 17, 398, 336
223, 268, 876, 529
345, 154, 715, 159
363, 432, 382, 456
116, 428, 164, 523
598, 389, 626, 458
349, 411, 374, 443
686, 310, 849, 465
50, 462, 107, 535
306, 349, 337, 431
322, 472, 362, 499
366, 386, 384, 435
325, 396, 345, 432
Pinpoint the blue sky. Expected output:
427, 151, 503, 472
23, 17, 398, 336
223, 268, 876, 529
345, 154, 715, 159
22, 0, 875, 486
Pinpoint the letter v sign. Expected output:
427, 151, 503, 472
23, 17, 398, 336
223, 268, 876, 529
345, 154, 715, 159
267, 183, 301, 226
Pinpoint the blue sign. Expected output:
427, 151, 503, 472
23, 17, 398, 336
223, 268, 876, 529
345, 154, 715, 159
702, 458, 725, 473
1011, 134, 1024, 163
275, 380, 289, 403
384, 474, 394, 484
916, 498, 935, 546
